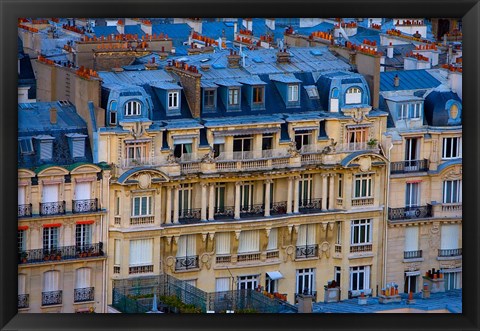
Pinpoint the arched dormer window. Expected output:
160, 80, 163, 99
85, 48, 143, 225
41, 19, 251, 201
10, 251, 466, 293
330, 88, 339, 112
345, 87, 362, 104
125, 101, 141, 116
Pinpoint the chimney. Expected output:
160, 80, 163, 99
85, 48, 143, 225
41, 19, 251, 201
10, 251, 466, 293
168, 63, 202, 118
393, 74, 400, 87
276, 48, 291, 63
117, 19, 124, 35
387, 42, 394, 59
50, 107, 57, 124
227, 49, 241, 68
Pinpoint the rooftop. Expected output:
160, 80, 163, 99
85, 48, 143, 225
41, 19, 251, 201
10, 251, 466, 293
380, 69, 441, 91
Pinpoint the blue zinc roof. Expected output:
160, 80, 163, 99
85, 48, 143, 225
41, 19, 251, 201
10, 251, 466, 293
380, 70, 441, 91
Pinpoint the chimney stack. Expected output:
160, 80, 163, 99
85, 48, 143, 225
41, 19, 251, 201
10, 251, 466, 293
387, 42, 394, 59
50, 107, 57, 124
276, 48, 291, 63
393, 74, 400, 87
227, 49, 241, 68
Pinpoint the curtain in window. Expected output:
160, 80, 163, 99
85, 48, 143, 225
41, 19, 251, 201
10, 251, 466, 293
215, 278, 230, 292
440, 224, 460, 249
18, 274, 26, 295
75, 182, 91, 200
238, 230, 260, 253
404, 226, 419, 251
215, 233, 231, 255
43, 270, 60, 292
18, 186, 26, 205
129, 239, 153, 266
42, 184, 59, 203
176, 235, 196, 257
114, 239, 121, 265
296, 224, 316, 246
75, 268, 91, 289
267, 228, 278, 250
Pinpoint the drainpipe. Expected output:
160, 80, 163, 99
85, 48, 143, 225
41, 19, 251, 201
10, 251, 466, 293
383, 142, 394, 289
102, 172, 112, 313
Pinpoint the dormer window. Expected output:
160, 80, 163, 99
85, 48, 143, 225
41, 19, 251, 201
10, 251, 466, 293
399, 103, 421, 120
228, 88, 240, 106
253, 86, 264, 104
305, 86, 319, 99
19, 138, 34, 155
66, 133, 87, 158
345, 87, 362, 104
34, 135, 55, 161
168, 91, 179, 110
125, 101, 141, 116
288, 84, 299, 102
203, 89, 216, 109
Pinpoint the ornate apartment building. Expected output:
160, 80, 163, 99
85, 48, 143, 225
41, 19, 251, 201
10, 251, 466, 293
17, 101, 110, 313
380, 68, 462, 294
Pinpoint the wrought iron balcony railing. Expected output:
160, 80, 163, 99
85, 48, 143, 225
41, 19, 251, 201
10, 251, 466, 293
270, 201, 288, 215
74, 287, 95, 303
388, 204, 433, 220
42, 290, 62, 306
72, 198, 98, 213
350, 244, 373, 253
175, 255, 199, 271
391, 159, 429, 174
18, 294, 29, 309
213, 206, 235, 219
404, 250, 423, 259
177, 208, 202, 223
295, 244, 319, 259
18, 204, 32, 217
298, 198, 322, 213
239, 204, 264, 217
40, 201, 66, 216
438, 248, 462, 257
18, 242, 104, 265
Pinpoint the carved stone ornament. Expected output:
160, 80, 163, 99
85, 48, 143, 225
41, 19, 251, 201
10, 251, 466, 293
351, 108, 365, 123
131, 122, 146, 139
137, 173, 151, 189
358, 156, 372, 172
165, 256, 175, 272
200, 253, 211, 270
322, 139, 337, 154
429, 222, 440, 249
287, 140, 300, 157
443, 167, 462, 180
166, 150, 178, 164
320, 241, 330, 258
284, 245, 295, 262
201, 147, 215, 163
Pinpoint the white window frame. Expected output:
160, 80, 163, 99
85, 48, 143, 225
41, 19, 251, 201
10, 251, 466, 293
443, 180, 462, 204
237, 275, 258, 290
125, 100, 141, 116
345, 87, 362, 104
294, 131, 312, 150
288, 84, 299, 102
296, 268, 316, 295
179, 183, 193, 215
76, 224, 92, 249
43, 227, 59, 251
125, 141, 149, 163
405, 182, 420, 207
18, 229, 26, 252
349, 265, 370, 291
19, 138, 34, 154
228, 88, 240, 106
353, 174, 372, 198
442, 137, 462, 159
129, 239, 153, 267
442, 270, 462, 290
168, 91, 180, 109
298, 174, 313, 205
131, 196, 153, 216
240, 182, 254, 209
350, 219, 372, 245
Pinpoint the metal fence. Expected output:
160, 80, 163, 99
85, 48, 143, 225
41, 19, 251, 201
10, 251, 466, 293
112, 274, 297, 313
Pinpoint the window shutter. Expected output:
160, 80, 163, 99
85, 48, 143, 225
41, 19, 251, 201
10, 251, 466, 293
404, 226, 419, 251
441, 224, 459, 249
40, 141, 53, 160
267, 228, 278, 250
364, 266, 371, 290
75, 182, 91, 200
215, 278, 230, 292
238, 230, 259, 253
72, 139, 85, 158
114, 239, 121, 265
215, 233, 231, 255
42, 184, 59, 203
129, 239, 153, 266
75, 268, 91, 289
43, 271, 59, 292
18, 274, 26, 295
18, 186, 26, 205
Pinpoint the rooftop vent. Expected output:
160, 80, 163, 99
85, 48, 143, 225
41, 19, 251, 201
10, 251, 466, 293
393, 74, 400, 87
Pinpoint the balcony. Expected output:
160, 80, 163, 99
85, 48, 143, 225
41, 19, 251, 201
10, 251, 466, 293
298, 198, 322, 214
18, 204, 32, 218
18, 242, 104, 265
240, 204, 264, 218
18, 294, 29, 309
130, 215, 155, 225
215, 149, 290, 172
336, 142, 379, 153
438, 248, 462, 258
39, 201, 66, 216
213, 206, 235, 220
351, 197, 374, 207
334, 244, 342, 253
72, 198, 99, 213
266, 250, 279, 259
177, 208, 201, 224
404, 250, 423, 259
74, 287, 95, 303
270, 201, 288, 215
121, 157, 157, 169
391, 159, 429, 174
42, 290, 62, 306
350, 244, 373, 253
128, 265, 154, 274
388, 204, 433, 221
216, 255, 231, 264
175, 255, 199, 271
295, 244, 318, 259
237, 252, 261, 262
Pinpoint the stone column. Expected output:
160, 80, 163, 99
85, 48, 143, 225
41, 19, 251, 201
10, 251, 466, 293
287, 177, 293, 214
234, 181, 241, 220
322, 174, 328, 210
201, 183, 208, 221
264, 179, 272, 217
208, 183, 215, 221
173, 186, 179, 224
165, 186, 172, 224
293, 176, 300, 213
328, 174, 335, 210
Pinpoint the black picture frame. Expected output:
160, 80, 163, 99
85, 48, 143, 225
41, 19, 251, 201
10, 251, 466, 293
1, 0, 479, 330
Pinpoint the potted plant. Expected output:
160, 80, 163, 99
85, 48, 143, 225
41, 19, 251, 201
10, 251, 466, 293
55, 252, 62, 260
20, 252, 28, 263
367, 138, 378, 148
324, 280, 340, 303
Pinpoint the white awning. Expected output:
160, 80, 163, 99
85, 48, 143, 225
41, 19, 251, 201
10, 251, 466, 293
441, 267, 462, 273
405, 270, 421, 277
266, 271, 284, 281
